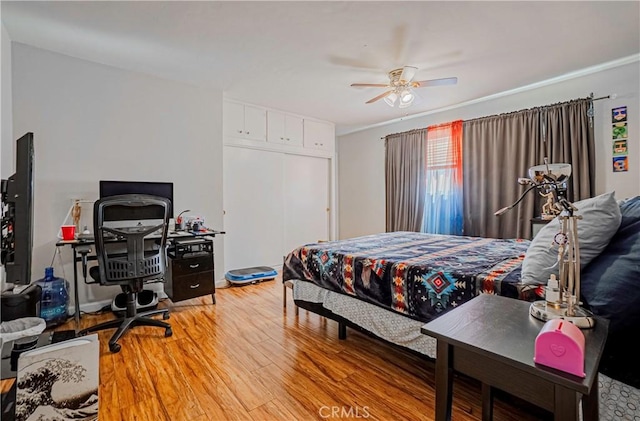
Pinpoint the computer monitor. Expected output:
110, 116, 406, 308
1, 133, 35, 285
99, 180, 173, 222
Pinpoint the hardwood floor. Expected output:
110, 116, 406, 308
54, 276, 549, 421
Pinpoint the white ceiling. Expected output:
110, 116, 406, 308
2, 1, 639, 135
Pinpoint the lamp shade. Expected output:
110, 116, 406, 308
398, 89, 414, 108
528, 163, 572, 185
384, 92, 398, 107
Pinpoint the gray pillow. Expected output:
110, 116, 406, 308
520, 191, 622, 285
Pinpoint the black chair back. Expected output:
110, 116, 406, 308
93, 194, 170, 286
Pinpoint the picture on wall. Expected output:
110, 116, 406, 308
612, 106, 627, 123
613, 140, 628, 156
612, 122, 628, 140
613, 156, 628, 172
611, 105, 630, 173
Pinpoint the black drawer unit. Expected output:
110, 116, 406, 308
166, 238, 216, 304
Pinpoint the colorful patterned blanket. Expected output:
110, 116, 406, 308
283, 231, 538, 323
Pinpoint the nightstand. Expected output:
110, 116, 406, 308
530, 217, 552, 239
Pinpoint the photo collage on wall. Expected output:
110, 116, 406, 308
612, 106, 628, 172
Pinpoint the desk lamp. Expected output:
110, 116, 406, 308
496, 159, 595, 329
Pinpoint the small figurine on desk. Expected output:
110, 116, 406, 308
71, 200, 82, 231
540, 191, 560, 220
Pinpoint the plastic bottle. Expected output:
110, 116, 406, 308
37, 267, 69, 326
545, 273, 560, 305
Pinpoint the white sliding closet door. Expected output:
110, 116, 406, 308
223, 146, 284, 270
283, 154, 330, 254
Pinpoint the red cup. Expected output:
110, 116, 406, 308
61, 225, 76, 241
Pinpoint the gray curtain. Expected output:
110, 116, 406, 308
463, 110, 542, 239
385, 129, 427, 232
544, 99, 595, 202
462, 98, 594, 239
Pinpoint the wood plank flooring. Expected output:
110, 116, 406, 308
52, 276, 550, 421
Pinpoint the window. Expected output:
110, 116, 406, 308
422, 121, 463, 235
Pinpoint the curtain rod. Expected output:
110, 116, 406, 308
379, 93, 614, 139
381, 127, 426, 140
590, 92, 616, 102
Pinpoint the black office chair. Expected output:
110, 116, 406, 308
78, 194, 172, 353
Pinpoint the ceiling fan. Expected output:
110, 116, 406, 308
351, 66, 457, 108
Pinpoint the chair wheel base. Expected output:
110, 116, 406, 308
165, 327, 173, 337
163, 312, 170, 320
109, 343, 121, 353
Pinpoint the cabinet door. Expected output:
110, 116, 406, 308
223, 146, 285, 270
243, 105, 267, 141
284, 114, 303, 146
283, 154, 330, 254
303, 120, 335, 152
224, 102, 245, 138
267, 110, 286, 144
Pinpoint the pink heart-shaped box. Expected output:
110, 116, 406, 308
534, 318, 585, 377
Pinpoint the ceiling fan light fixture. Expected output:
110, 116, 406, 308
351, 66, 457, 108
384, 92, 398, 107
399, 89, 415, 108
400, 89, 413, 102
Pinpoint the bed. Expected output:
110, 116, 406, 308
284, 231, 536, 322
282, 194, 640, 416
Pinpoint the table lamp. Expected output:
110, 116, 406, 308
496, 159, 595, 329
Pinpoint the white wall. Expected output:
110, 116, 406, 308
1, 22, 13, 291
1, 22, 13, 179
10, 43, 224, 311
337, 62, 640, 239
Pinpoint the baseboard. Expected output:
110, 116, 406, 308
216, 278, 230, 289
77, 289, 169, 315
77, 278, 234, 313
78, 299, 112, 314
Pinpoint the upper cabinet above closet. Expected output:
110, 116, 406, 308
303, 119, 335, 152
224, 100, 335, 157
223, 101, 267, 142
267, 110, 303, 147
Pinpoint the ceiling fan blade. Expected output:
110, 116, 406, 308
412, 77, 458, 88
351, 83, 389, 88
366, 90, 393, 104
400, 66, 418, 83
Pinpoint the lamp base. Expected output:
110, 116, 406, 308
529, 301, 596, 329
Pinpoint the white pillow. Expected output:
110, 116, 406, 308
520, 191, 622, 285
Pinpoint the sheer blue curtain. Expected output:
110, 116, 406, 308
422, 121, 463, 235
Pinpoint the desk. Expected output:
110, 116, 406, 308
56, 229, 224, 330
421, 294, 608, 421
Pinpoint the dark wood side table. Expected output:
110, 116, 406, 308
530, 216, 553, 239
421, 294, 608, 421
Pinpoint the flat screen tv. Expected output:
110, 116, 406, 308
99, 180, 174, 221
1, 132, 35, 286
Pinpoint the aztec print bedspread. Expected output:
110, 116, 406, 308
282, 231, 539, 324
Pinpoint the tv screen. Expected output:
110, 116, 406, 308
99, 180, 174, 219
1, 132, 35, 286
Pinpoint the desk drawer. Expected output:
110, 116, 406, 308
168, 271, 214, 302
171, 255, 213, 276
166, 254, 215, 302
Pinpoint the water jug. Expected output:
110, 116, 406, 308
37, 267, 69, 326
